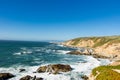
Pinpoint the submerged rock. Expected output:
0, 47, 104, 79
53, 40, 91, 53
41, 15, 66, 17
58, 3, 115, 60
0, 73, 14, 80
37, 64, 72, 74
19, 69, 26, 72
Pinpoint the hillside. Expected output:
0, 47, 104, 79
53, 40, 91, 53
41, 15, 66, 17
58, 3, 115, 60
62, 36, 120, 58
89, 63, 120, 80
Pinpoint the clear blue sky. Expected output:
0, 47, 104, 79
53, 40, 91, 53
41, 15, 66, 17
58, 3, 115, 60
0, 0, 120, 41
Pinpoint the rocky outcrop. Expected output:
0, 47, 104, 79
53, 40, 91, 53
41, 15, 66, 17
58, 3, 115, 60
109, 60, 120, 66
37, 64, 72, 74
67, 49, 93, 55
20, 75, 43, 80
94, 43, 120, 58
67, 50, 109, 59
0, 73, 14, 80
62, 36, 120, 60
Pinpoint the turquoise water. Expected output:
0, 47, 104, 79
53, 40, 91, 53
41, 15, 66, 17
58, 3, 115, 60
0, 40, 85, 67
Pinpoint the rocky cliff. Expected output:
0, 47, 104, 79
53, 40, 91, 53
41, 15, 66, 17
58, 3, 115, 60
62, 36, 120, 59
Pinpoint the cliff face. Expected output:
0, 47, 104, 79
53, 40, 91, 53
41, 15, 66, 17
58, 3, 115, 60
62, 36, 120, 57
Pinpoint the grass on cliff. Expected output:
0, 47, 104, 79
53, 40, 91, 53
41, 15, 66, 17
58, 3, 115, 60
70, 36, 120, 47
92, 65, 120, 80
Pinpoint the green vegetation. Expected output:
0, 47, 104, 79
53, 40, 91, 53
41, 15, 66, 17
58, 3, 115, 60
70, 36, 120, 47
92, 65, 120, 80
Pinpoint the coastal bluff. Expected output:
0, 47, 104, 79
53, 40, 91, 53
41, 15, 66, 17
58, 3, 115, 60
61, 36, 120, 60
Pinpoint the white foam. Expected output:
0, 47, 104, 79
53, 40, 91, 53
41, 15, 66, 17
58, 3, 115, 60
57, 44, 64, 47
56, 50, 70, 54
13, 52, 22, 55
0, 56, 111, 80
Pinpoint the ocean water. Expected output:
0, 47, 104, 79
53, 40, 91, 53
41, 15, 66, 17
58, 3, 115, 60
0, 40, 110, 80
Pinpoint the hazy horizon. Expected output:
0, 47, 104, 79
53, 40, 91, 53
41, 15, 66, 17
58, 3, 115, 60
0, 0, 120, 41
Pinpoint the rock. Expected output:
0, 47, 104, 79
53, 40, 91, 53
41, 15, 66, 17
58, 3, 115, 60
37, 66, 47, 73
92, 54, 109, 59
81, 75, 88, 80
67, 50, 83, 55
37, 64, 72, 74
67, 50, 109, 59
36, 78, 44, 80
109, 60, 120, 66
0, 73, 14, 80
67, 49, 92, 55
32, 76, 36, 80
20, 75, 43, 80
20, 75, 32, 80
19, 69, 26, 72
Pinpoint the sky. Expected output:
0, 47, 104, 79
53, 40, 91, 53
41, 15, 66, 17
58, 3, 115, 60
0, 0, 120, 41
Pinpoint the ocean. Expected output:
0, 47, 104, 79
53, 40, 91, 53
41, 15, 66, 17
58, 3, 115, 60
0, 40, 110, 80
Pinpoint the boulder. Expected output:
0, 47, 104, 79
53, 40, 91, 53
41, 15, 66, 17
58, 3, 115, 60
37, 64, 72, 74
0, 73, 14, 80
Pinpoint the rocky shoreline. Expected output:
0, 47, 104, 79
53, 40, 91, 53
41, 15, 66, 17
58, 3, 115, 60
0, 64, 72, 80
60, 42, 120, 61
0, 39, 120, 80
58, 41, 120, 80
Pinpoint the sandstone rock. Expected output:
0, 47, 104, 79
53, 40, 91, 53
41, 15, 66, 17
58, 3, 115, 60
109, 60, 120, 66
37, 64, 72, 74
0, 73, 14, 80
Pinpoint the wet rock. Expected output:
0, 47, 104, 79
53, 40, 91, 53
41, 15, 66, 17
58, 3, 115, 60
32, 76, 36, 80
0, 73, 14, 80
81, 75, 88, 80
37, 64, 72, 74
19, 69, 26, 72
20, 75, 43, 80
37, 66, 47, 73
36, 77, 43, 80
20, 75, 32, 80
